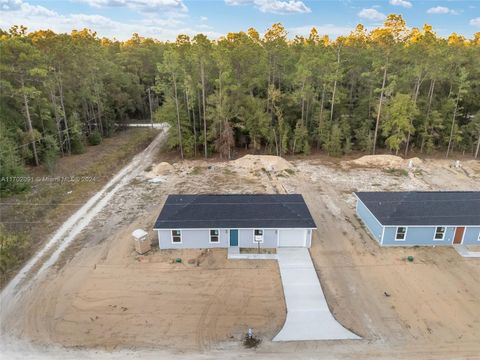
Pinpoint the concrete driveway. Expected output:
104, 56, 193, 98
273, 248, 360, 341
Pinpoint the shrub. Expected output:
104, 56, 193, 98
88, 130, 102, 146
70, 133, 85, 154
0, 225, 29, 276
0, 128, 30, 196
41, 134, 60, 174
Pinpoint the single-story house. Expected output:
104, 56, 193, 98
154, 194, 317, 249
355, 191, 480, 246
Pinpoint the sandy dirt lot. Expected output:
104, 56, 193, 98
1, 153, 480, 359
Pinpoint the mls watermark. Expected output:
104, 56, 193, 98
0, 176, 97, 183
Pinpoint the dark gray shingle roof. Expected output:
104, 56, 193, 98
154, 194, 316, 229
355, 191, 480, 226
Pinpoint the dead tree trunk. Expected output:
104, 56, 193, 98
172, 73, 184, 160
420, 79, 436, 153
185, 88, 197, 157
50, 89, 64, 156
21, 78, 39, 166
372, 64, 387, 155
475, 131, 480, 159
201, 60, 207, 158
329, 47, 341, 123
317, 84, 326, 150
405, 73, 422, 157
446, 91, 460, 158
147, 87, 154, 129
56, 74, 71, 154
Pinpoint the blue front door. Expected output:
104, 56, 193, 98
230, 229, 238, 246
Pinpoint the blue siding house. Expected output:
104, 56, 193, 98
355, 191, 480, 247
154, 194, 316, 249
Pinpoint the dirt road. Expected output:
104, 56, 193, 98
1, 154, 479, 359
0, 125, 169, 324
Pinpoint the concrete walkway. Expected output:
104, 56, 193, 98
273, 248, 360, 341
454, 245, 480, 258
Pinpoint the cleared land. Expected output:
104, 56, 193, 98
0, 128, 159, 284
1, 151, 479, 359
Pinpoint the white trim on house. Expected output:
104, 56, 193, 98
478, 232, 480, 241
381, 226, 385, 245
154, 227, 317, 230
433, 226, 446, 241
171, 229, 182, 244
395, 226, 407, 241
384, 224, 478, 227
209, 229, 220, 243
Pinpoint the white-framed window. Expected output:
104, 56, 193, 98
434, 226, 446, 240
210, 229, 219, 243
395, 227, 407, 241
171, 230, 182, 243
254, 229, 264, 243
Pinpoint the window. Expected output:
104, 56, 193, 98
171, 230, 181, 243
210, 229, 219, 243
254, 229, 264, 243
395, 227, 407, 241
434, 227, 446, 240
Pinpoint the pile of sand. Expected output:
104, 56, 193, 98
345, 155, 422, 169
145, 162, 174, 178
230, 155, 293, 172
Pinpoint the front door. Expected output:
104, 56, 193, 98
453, 227, 465, 244
229, 229, 238, 246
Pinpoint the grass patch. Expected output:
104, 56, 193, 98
240, 248, 276, 254
189, 166, 204, 175
284, 168, 295, 175
383, 168, 408, 177
222, 168, 235, 176
0, 225, 29, 285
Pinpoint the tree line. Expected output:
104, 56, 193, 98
1, 16, 479, 194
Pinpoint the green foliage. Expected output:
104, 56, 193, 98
88, 130, 102, 146
0, 127, 30, 196
1, 18, 479, 181
382, 93, 418, 153
384, 168, 408, 176
0, 224, 29, 275
354, 121, 373, 152
293, 121, 310, 154
40, 134, 60, 173
69, 114, 86, 154
325, 124, 343, 156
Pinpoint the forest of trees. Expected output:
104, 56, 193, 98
1, 16, 479, 194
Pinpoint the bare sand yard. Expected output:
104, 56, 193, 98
1, 153, 479, 359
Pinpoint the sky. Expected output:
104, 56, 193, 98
0, 0, 479, 41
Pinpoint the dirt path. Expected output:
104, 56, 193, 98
0, 126, 169, 324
